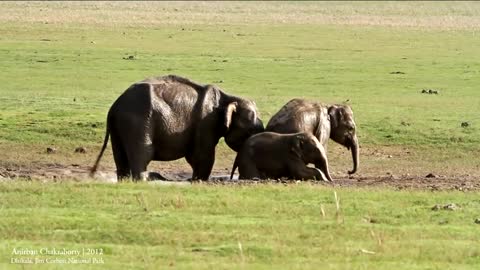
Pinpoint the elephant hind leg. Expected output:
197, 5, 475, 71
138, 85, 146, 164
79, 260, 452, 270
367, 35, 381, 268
110, 133, 131, 181
127, 145, 154, 182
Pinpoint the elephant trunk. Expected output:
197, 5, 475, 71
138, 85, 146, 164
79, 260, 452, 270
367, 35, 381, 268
348, 135, 359, 174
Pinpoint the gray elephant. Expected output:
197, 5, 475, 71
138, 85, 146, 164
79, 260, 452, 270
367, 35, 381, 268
91, 75, 264, 181
266, 98, 359, 176
230, 132, 332, 181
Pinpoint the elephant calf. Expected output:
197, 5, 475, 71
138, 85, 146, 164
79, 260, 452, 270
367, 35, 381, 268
230, 132, 332, 181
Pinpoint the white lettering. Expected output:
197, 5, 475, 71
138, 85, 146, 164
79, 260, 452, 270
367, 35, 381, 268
46, 257, 67, 264
69, 257, 91, 264
10, 257, 34, 264
11, 247, 38, 256
93, 257, 105, 264
41, 248, 80, 256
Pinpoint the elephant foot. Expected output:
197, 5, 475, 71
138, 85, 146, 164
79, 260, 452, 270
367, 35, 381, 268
187, 177, 208, 183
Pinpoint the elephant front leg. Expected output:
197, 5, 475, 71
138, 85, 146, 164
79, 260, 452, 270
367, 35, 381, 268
187, 148, 215, 181
188, 129, 222, 180
238, 159, 262, 180
289, 160, 329, 181
314, 161, 333, 182
314, 142, 333, 181
298, 167, 328, 181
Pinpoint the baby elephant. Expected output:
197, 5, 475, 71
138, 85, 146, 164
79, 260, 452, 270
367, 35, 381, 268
230, 132, 333, 181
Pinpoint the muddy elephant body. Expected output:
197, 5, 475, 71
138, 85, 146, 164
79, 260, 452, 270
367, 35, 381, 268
91, 75, 264, 181
230, 132, 332, 181
266, 99, 359, 176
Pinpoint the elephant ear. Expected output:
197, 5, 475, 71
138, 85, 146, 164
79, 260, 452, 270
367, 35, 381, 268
328, 105, 341, 129
224, 102, 238, 129
290, 135, 304, 158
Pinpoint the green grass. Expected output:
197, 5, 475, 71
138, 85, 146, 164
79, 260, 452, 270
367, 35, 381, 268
1, 181, 479, 269
1, 22, 480, 152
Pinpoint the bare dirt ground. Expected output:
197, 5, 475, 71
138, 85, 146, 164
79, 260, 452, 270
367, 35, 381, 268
1, 161, 478, 191
0, 143, 478, 191
1, 1, 479, 30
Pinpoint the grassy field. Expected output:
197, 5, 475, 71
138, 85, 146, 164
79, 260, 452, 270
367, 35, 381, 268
1, 181, 479, 269
1, 1, 480, 269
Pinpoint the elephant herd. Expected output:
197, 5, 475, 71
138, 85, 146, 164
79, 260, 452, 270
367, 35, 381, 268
90, 75, 359, 182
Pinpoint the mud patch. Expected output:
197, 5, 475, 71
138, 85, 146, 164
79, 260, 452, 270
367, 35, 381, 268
0, 163, 117, 183
0, 163, 478, 191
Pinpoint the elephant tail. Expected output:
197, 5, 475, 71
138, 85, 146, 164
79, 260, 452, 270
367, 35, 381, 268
230, 154, 239, 180
89, 125, 110, 178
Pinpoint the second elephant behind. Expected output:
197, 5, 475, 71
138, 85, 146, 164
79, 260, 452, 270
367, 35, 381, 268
266, 98, 359, 176
230, 132, 332, 181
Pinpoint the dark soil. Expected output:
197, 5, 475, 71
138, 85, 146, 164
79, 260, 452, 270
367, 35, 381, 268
0, 163, 478, 191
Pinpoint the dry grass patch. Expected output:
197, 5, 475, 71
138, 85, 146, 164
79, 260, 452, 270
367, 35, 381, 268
1, 1, 480, 29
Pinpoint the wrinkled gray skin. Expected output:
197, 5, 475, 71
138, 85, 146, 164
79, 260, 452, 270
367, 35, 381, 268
266, 99, 359, 177
230, 132, 331, 181
91, 75, 264, 181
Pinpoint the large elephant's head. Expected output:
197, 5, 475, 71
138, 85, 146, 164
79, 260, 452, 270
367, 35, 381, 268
328, 105, 359, 174
224, 99, 264, 152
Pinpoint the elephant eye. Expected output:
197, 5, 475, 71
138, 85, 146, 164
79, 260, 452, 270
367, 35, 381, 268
346, 122, 355, 131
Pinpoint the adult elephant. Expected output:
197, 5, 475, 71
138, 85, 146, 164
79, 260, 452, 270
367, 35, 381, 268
266, 98, 359, 176
90, 75, 264, 181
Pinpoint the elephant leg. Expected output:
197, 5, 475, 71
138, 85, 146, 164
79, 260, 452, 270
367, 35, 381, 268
314, 161, 332, 182
315, 146, 333, 182
190, 149, 215, 180
288, 159, 328, 181
126, 144, 154, 182
188, 133, 219, 180
295, 167, 327, 181
185, 154, 195, 180
185, 144, 215, 180
110, 132, 131, 181
238, 160, 261, 180
116, 116, 154, 182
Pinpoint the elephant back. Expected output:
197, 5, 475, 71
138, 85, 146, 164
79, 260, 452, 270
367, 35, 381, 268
266, 99, 329, 145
